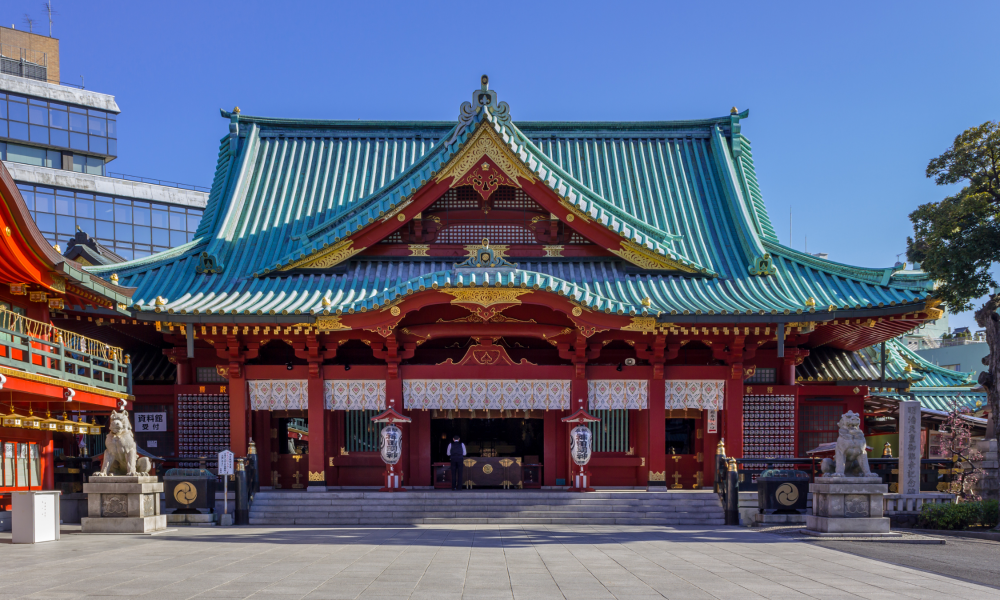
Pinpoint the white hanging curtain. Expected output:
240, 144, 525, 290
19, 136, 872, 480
324, 380, 386, 410
587, 380, 648, 409
403, 380, 570, 410
248, 380, 308, 410
665, 380, 725, 410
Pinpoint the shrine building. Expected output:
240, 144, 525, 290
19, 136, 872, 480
80, 77, 939, 491
0, 162, 132, 502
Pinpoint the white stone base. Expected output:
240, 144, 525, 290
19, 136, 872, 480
82, 476, 166, 534
805, 514, 891, 534
82, 515, 167, 533
807, 475, 891, 535
800, 527, 902, 538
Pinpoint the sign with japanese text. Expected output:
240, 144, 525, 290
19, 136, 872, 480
217, 450, 234, 475
134, 412, 167, 432
707, 409, 718, 434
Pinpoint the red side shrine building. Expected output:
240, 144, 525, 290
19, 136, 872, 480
0, 162, 132, 503
81, 77, 938, 491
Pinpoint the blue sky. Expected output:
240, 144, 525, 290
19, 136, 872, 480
6, 1, 998, 329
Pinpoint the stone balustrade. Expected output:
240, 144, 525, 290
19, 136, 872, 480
882, 492, 955, 515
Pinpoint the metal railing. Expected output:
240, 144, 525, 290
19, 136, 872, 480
730, 457, 956, 492
106, 172, 210, 193
0, 44, 47, 83
0, 307, 128, 395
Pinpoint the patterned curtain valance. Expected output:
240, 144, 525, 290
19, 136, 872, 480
403, 380, 570, 410
665, 380, 725, 410
249, 380, 307, 410
588, 380, 648, 410
324, 380, 385, 411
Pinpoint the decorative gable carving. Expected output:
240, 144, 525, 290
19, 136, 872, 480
435, 122, 536, 192
437, 340, 535, 366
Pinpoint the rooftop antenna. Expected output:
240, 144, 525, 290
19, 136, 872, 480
23, 14, 37, 33
42, 1, 57, 37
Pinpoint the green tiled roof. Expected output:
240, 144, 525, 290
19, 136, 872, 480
799, 338, 977, 387
799, 337, 984, 413
87, 85, 933, 319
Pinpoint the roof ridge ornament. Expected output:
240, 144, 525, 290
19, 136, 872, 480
454, 238, 518, 270
445, 75, 511, 147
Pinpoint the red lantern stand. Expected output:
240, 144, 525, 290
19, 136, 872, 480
371, 407, 411, 492
562, 409, 600, 493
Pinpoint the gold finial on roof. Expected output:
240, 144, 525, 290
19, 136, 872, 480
641, 297, 651, 308
481, 74, 489, 86
53, 244, 61, 253
730, 107, 738, 114
110, 273, 119, 283
805, 297, 816, 307
155, 296, 168, 306
233, 106, 241, 114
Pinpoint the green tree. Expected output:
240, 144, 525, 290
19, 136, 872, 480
908, 121, 1000, 510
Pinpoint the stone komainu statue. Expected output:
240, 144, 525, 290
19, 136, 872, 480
820, 410, 872, 477
92, 407, 150, 477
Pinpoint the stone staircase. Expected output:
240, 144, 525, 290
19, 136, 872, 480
249, 490, 725, 526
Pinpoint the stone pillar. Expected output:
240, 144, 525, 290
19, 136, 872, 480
647, 379, 666, 488
974, 438, 999, 501
898, 401, 921, 496
307, 373, 326, 491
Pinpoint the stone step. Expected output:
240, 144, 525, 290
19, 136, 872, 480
249, 491, 724, 526
251, 510, 723, 519
249, 516, 727, 526
251, 496, 722, 505
254, 491, 714, 500
247, 500, 722, 511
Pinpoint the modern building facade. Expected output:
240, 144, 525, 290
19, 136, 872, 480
77, 78, 941, 491
0, 25, 207, 261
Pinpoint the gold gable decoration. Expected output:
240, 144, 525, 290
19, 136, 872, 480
314, 315, 351, 332
612, 240, 699, 273
280, 239, 365, 271
440, 288, 531, 308
435, 122, 536, 189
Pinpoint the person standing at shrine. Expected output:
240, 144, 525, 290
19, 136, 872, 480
447, 435, 466, 490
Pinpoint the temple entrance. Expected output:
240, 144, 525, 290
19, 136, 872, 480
268, 411, 310, 490
665, 410, 705, 489
430, 411, 544, 489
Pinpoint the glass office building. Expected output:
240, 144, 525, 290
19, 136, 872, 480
0, 92, 118, 160
16, 183, 203, 260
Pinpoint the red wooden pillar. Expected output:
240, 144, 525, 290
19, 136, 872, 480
543, 411, 558, 486
647, 379, 666, 488
307, 374, 326, 490
229, 372, 248, 457
43, 435, 54, 491
703, 412, 719, 489
724, 368, 743, 458
385, 377, 406, 486
326, 411, 338, 486
782, 357, 797, 386
408, 409, 431, 487
570, 366, 587, 485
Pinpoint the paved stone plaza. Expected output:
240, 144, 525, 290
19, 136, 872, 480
1, 525, 997, 599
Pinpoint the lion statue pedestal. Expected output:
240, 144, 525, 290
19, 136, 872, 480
81, 405, 167, 533
802, 411, 898, 537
